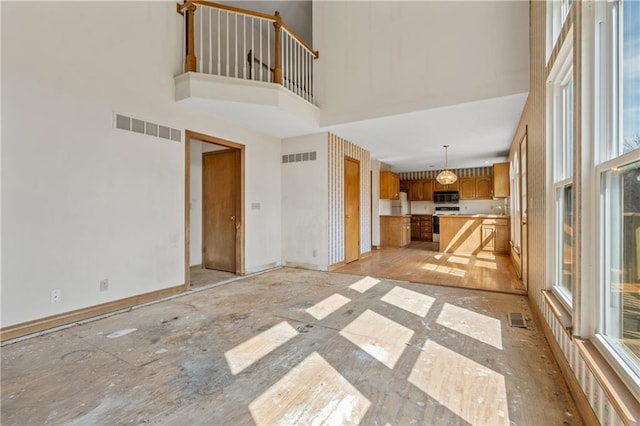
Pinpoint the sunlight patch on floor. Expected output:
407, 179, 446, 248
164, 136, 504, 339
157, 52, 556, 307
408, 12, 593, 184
306, 294, 351, 320
340, 310, 414, 369
447, 256, 470, 265
380, 286, 435, 317
249, 352, 370, 425
475, 260, 498, 270
349, 276, 381, 293
420, 263, 466, 277
225, 322, 298, 375
408, 340, 509, 426
436, 303, 503, 350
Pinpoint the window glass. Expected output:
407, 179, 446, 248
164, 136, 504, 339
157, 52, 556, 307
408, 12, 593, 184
559, 184, 573, 295
602, 159, 640, 368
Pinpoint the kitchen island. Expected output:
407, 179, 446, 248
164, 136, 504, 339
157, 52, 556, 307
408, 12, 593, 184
439, 215, 510, 254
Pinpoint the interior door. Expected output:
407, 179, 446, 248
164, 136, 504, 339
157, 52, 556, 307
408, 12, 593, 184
345, 157, 360, 263
520, 134, 528, 291
203, 149, 239, 273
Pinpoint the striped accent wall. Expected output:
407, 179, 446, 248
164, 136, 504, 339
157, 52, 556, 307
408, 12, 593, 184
328, 133, 372, 266
399, 167, 492, 181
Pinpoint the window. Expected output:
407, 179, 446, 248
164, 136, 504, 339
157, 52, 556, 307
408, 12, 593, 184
547, 0, 572, 59
596, 0, 640, 389
549, 53, 574, 306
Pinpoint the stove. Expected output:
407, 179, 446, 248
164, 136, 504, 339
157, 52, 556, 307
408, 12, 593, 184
432, 206, 460, 242
433, 206, 461, 216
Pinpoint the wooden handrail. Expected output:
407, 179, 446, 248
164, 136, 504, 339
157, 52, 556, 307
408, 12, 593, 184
178, 0, 276, 21
281, 23, 319, 59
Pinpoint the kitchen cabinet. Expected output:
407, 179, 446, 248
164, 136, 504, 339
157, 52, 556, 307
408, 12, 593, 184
380, 171, 400, 200
459, 176, 493, 200
410, 215, 432, 241
493, 162, 510, 198
380, 216, 411, 247
433, 180, 459, 191
408, 179, 434, 201
439, 216, 510, 254
400, 180, 410, 194
476, 176, 493, 199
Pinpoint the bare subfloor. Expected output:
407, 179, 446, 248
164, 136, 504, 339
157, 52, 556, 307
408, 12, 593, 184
189, 265, 236, 288
335, 241, 526, 295
1, 268, 579, 425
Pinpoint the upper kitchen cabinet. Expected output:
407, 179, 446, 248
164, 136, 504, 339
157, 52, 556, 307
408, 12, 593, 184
380, 171, 400, 200
492, 162, 510, 198
460, 176, 493, 200
433, 180, 459, 191
408, 179, 434, 201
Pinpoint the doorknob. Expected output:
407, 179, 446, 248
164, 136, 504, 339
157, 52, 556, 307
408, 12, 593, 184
346, 215, 351, 219
230, 215, 236, 221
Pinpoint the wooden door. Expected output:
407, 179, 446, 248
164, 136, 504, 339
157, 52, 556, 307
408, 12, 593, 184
345, 158, 360, 263
520, 135, 528, 290
203, 149, 239, 273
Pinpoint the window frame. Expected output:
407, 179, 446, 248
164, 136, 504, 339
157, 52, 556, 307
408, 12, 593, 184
592, 0, 640, 398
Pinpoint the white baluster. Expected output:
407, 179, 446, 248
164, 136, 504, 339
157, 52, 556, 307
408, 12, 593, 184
198, 7, 203, 73
251, 17, 255, 80
234, 13, 238, 78
225, 11, 229, 76
208, 8, 213, 74
217, 9, 221, 75
243, 15, 246, 79
259, 19, 263, 81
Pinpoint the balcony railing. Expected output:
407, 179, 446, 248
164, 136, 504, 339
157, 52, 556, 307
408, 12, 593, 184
177, 1, 319, 104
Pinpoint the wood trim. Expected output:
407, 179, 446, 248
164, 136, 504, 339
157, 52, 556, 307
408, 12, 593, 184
542, 290, 573, 333
185, 3, 197, 72
273, 12, 282, 84
185, 130, 192, 291
0, 285, 185, 342
281, 23, 319, 58
185, 130, 246, 280
527, 297, 599, 425
179, 0, 276, 21
328, 261, 346, 272
574, 340, 640, 425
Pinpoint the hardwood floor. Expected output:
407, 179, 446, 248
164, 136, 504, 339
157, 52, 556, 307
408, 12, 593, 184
336, 241, 526, 295
1, 268, 579, 425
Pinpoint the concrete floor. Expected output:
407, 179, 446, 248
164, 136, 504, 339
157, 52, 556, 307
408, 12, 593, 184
1, 268, 580, 425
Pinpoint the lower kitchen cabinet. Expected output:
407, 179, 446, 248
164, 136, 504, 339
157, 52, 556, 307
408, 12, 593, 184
381, 216, 411, 247
439, 216, 510, 254
410, 214, 433, 241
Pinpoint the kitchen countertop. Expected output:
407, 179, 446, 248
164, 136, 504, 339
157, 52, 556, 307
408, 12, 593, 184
439, 214, 510, 218
380, 214, 412, 217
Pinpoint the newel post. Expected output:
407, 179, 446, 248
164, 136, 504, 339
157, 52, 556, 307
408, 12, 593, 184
185, 3, 198, 72
273, 11, 283, 84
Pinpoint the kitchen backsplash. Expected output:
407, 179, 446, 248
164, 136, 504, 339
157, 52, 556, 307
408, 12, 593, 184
410, 199, 509, 215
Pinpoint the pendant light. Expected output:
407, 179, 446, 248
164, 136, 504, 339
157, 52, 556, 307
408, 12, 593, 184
436, 145, 457, 185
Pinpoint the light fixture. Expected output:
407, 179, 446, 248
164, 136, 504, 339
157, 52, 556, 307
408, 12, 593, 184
436, 145, 457, 185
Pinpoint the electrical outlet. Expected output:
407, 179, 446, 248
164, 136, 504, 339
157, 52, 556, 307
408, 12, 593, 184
50, 289, 62, 304
100, 279, 109, 292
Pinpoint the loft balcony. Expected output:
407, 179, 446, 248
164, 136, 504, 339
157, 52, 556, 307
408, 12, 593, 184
175, 1, 320, 138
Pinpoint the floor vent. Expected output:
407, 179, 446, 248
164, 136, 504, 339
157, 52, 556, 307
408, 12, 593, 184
282, 151, 317, 164
114, 113, 181, 143
508, 312, 527, 328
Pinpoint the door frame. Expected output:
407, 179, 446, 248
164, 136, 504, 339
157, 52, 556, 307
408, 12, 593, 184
520, 127, 529, 292
344, 156, 361, 264
185, 130, 245, 290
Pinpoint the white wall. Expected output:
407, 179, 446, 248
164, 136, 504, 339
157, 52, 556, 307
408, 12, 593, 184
1, 2, 282, 327
281, 133, 329, 269
313, 1, 529, 126
371, 160, 381, 246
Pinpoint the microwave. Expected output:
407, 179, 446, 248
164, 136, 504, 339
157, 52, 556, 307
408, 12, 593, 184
433, 191, 459, 204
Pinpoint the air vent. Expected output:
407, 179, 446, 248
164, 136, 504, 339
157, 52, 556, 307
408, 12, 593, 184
282, 151, 317, 164
508, 312, 527, 328
114, 113, 181, 143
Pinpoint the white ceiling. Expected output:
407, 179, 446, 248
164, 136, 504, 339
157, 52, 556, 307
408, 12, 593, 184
325, 93, 528, 172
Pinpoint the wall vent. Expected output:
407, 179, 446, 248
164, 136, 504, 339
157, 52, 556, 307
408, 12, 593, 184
508, 312, 527, 328
282, 151, 317, 164
114, 113, 181, 143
